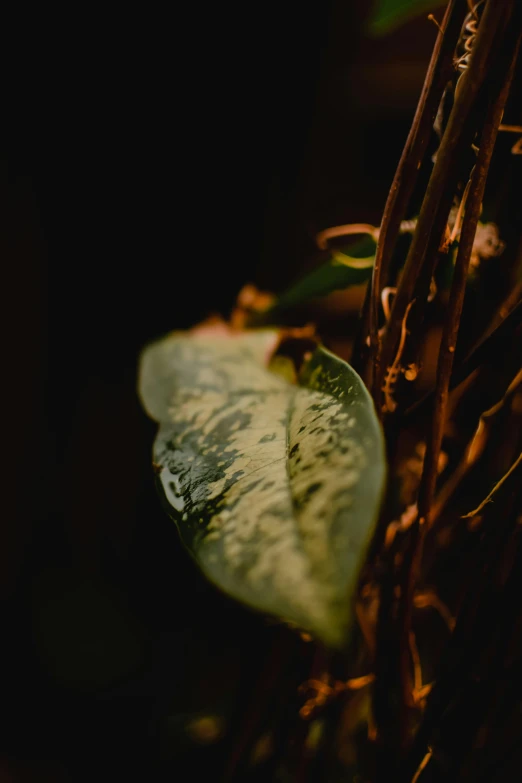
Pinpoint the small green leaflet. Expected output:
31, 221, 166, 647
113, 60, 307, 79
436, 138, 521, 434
139, 328, 386, 648
367, 0, 445, 36
262, 236, 376, 319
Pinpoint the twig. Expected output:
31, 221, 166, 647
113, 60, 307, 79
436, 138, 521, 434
384, 503, 418, 549
456, 500, 522, 782
298, 673, 375, 719
418, 15, 521, 532
382, 300, 416, 414
405, 292, 522, 419
461, 451, 522, 518
478, 279, 522, 343
449, 173, 473, 244
353, 0, 465, 384
404, 481, 522, 783
413, 683, 434, 706
409, 631, 423, 701
346, 673, 375, 690
427, 14, 443, 35
400, 9, 520, 739
411, 748, 433, 783
375, 0, 516, 410
430, 367, 522, 521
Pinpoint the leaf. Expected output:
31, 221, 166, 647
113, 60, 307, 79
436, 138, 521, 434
263, 236, 376, 318
138, 328, 386, 648
367, 0, 445, 36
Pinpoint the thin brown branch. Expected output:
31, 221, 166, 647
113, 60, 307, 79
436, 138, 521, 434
352, 0, 465, 384
479, 279, 522, 343
400, 11, 521, 740
404, 482, 522, 783
409, 631, 423, 700
418, 28, 521, 533
427, 14, 444, 35
413, 683, 433, 706
462, 451, 522, 518
411, 748, 433, 783
430, 367, 522, 520
298, 673, 375, 719
375, 0, 517, 409
405, 290, 522, 419
345, 673, 376, 691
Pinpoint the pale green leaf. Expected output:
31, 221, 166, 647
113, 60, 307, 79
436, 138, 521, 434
138, 329, 386, 648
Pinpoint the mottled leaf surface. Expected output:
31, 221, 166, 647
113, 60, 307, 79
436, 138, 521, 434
139, 329, 385, 648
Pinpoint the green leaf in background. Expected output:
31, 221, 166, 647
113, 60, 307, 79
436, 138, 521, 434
265, 236, 376, 318
367, 0, 445, 36
139, 328, 386, 648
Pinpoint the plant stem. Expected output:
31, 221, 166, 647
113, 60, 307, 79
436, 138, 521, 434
372, 5, 519, 774
359, 0, 464, 393
461, 451, 522, 518
477, 278, 522, 343
403, 472, 522, 782
411, 748, 432, 783
404, 294, 522, 419
457, 501, 522, 781
400, 5, 521, 757
375, 0, 516, 411
428, 367, 522, 523
414, 7, 521, 570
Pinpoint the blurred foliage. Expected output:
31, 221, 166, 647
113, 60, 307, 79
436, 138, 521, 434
265, 237, 376, 319
367, 0, 445, 35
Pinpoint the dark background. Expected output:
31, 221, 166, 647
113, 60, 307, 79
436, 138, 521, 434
1, 4, 437, 780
